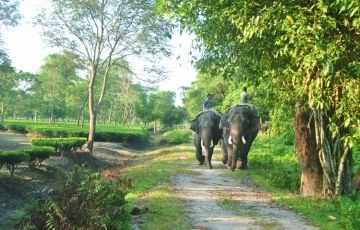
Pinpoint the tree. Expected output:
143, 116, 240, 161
0, 0, 21, 26
149, 90, 179, 130
0, 0, 21, 66
0, 52, 16, 122
183, 72, 228, 118
160, 0, 360, 197
133, 84, 155, 128
38, 52, 80, 123
36, 0, 171, 152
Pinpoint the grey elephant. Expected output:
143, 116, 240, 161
219, 104, 260, 171
190, 110, 222, 169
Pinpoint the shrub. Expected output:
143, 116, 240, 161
160, 129, 192, 145
16, 165, 130, 229
3, 121, 150, 144
0, 150, 29, 176
17, 146, 54, 168
5, 124, 27, 133
31, 138, 87, 153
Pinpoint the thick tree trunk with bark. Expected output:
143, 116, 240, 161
294, 105, 323, 196
295, 104, 353, 197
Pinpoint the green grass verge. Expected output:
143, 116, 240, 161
229, 133, 360, 230
117, 146, 194, 229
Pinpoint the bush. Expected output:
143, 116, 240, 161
16, 165, 130, 229
17, 146, 54, 168
5, 124, 27, 133
3, 121, 150, 144
0, 150, 29, 176
31, 138, 87, 153
160, 129, 192, 145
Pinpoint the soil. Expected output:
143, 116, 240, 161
173, 159, 319, 230
0, 131, 319, 229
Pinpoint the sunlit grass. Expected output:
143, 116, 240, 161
117, 145, 194, 229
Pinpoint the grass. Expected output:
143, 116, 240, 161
113, 145, 194, 229
229, 133, 360, 230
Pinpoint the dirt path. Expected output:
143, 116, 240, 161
173, 157, 319, 230
0, 131, 30, 150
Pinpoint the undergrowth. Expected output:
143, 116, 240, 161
16, 165, 130, 230
232, 132, 360, 230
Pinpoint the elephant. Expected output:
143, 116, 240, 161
190, 110, 222, 169
219, 104, 260, 171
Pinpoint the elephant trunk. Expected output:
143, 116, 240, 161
201, 131, 214, 169
230, 124, 247, 171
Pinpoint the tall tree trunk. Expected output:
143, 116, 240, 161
86, 57, 112, 152
51, 84, 55, 123
294, 104, 323, 196
77, 94, 88, 127
81, 110, 85, 128
34, 110, 37, 122
1, 102, 4, 123
87, 66, 97, 153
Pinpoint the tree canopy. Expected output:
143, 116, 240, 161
160, 0, 360, 197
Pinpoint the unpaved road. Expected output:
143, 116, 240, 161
173, 158, 319, 230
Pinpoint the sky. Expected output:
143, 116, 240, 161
2, 0, 197, 106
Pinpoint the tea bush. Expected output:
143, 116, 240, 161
17, 146, 54, 168
160, 129, 192, 145
31, 138, 86, 153
3, 121, 149, 144
0, 150, 29, 176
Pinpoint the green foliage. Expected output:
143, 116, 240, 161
0, 0, 21, 26
183, 73, 229, 118
16, 165, 130, 229
0, 150, 29, 177
160, 0, 360, 196
354, 141, 360, 173
16, 146, 54, 168
275, 194, 360, 230
233, 134, 360, 229
269, 106, 295, 138
160, 129, 192, 145
5, 123, 27, 133
3, 121, 149, 144
248, 135, 300, 192
31, 138, 86, 153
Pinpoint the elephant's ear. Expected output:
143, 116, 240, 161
219, 114, 229, 129
190, 119, 198, 132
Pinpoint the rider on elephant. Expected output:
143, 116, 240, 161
239, 86, 257, 116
